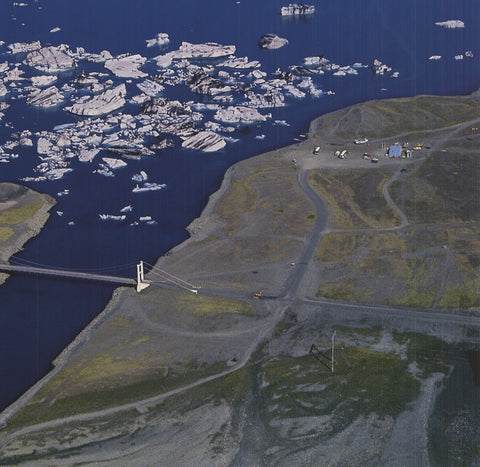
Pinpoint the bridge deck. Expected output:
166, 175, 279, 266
0, 263, 136, 286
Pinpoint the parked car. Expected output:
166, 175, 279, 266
313, 146, 321, 154
371, 157, 379, 163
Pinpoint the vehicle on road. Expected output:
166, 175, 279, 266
313, 146, 321, 154
354, 137, 368, 144
371, 157, 379, 163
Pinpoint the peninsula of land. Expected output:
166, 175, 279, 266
0, 183, 55, 285
1, 93, 479, 465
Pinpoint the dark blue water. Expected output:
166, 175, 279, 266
0, 0, 478, 410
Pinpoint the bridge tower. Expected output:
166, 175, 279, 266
136, 261, 150, 292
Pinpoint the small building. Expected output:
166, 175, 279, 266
389, 144, 402, 158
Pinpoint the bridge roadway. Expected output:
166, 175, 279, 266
0, 263, 137, 286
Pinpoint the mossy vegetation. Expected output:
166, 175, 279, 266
0, 226, 14, 242
0, 200, 44, 225
309, 169, 400, 229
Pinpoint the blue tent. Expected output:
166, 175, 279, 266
389, 144, 402, 158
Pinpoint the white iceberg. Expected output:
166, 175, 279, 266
104, 54, 147, 78
214, 106, 268, 124
146, 33, 170, 48
26, 85, 64, 107
429, 55, 442, 60
132, 182, 167, 193
258, 34, 288, 50
66, 84, 127, 116
169, 41, 236, 59
102, 157, 127, 169
435, 20, 464, 29
8, 40, 41, 54
181, 131, 226, 152
25, 46, 75, 72
78, 148, 100, 162
99, 214, 126, 221
281, 4, 315, 16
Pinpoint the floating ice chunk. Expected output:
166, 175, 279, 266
146, 33, 170, 48
132, 171, 148, 182
429, 55, 442, 60
371, 59, 392, 74
26, 85, 64, 107
0, 80, 7, 97
169, 41, 236, 59
104, 54, 147, 78
56, 211, 63, 216
258, 34, 288, 50
57, 189, 69, 196
30, 75, 57, 87
102, 157, 127, 169
255, 134, 265, 140
68, 221, 75, 226
465, 51, 473, 58
136, 79, 165, 96
25, 46, 75, 72
139, 216, 152, 222
435, 20, 464, 28
186, 70, 232, 96
8, 40, 41, 54
454, 54, 464, 60
99, 214, 126, 221
274, 120, 290, 126
218, 56, 261, 69
66, 84, 127, 116
132, 182, 167, 193
153, 53, 173, 68
391, 72, 399, 78
37, 137, 52, 154
44, 168, 73, 180
50, 27, 61, 33
181, 131, 226, 152
79, 148, 100, 162
214, 105, 268, 124
120, 205, 133, 213
281, 3, 315, 15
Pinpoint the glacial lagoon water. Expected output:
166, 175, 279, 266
0, 0, 478, 428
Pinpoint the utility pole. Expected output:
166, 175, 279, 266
331, 331, 336, 373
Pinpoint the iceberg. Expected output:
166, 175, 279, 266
101, 157, 127, 169
181, 131, 226, 152
371, 59, 392, 75
185, 70, 232, 96
214, 106, 268, 124
26, 86, 64, 107
30, 75, 58, 87
104, 54, 147, 79
132, 182, 167, 193
8, 41, 41, 54
281, 4, 315, 16
258, 34, 288, 50
428, 55, 442, 61
132, 171, 148, 182
120, 205, 133, 213
169, 42, 236, 59
218, 56, 261, 69
66, 84, 127, 116
136, 79, 165, 97
24, 46, 75, 72
78, 148, 100, 162
99, 214, 126, 221
435, 20, 464, 29
146, 33, 170, 48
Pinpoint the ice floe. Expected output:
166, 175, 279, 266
105, 54, 147, 79
8, 40, 41, 54
258, 34, 288, 50
214, 106, 268, 124
181, 131, 226, 152
66, 84, 127, 116
146, 33, 170, 48
24, 46, 75, 72
429, 55, 442, 60
371, 59, 392, 75
281, 4, 315, 16
435, 20, 464, 29
168, 41, 236, 59
132, 182, 166, 193
26, 85, 64, 107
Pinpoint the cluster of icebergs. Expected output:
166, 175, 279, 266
0, 31, 404, 185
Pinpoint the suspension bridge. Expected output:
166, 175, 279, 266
0, 258, 199, 294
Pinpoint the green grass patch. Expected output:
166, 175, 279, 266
0, 200, 44, 225
0, 226, 15, 242
7, 361, 227, 429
